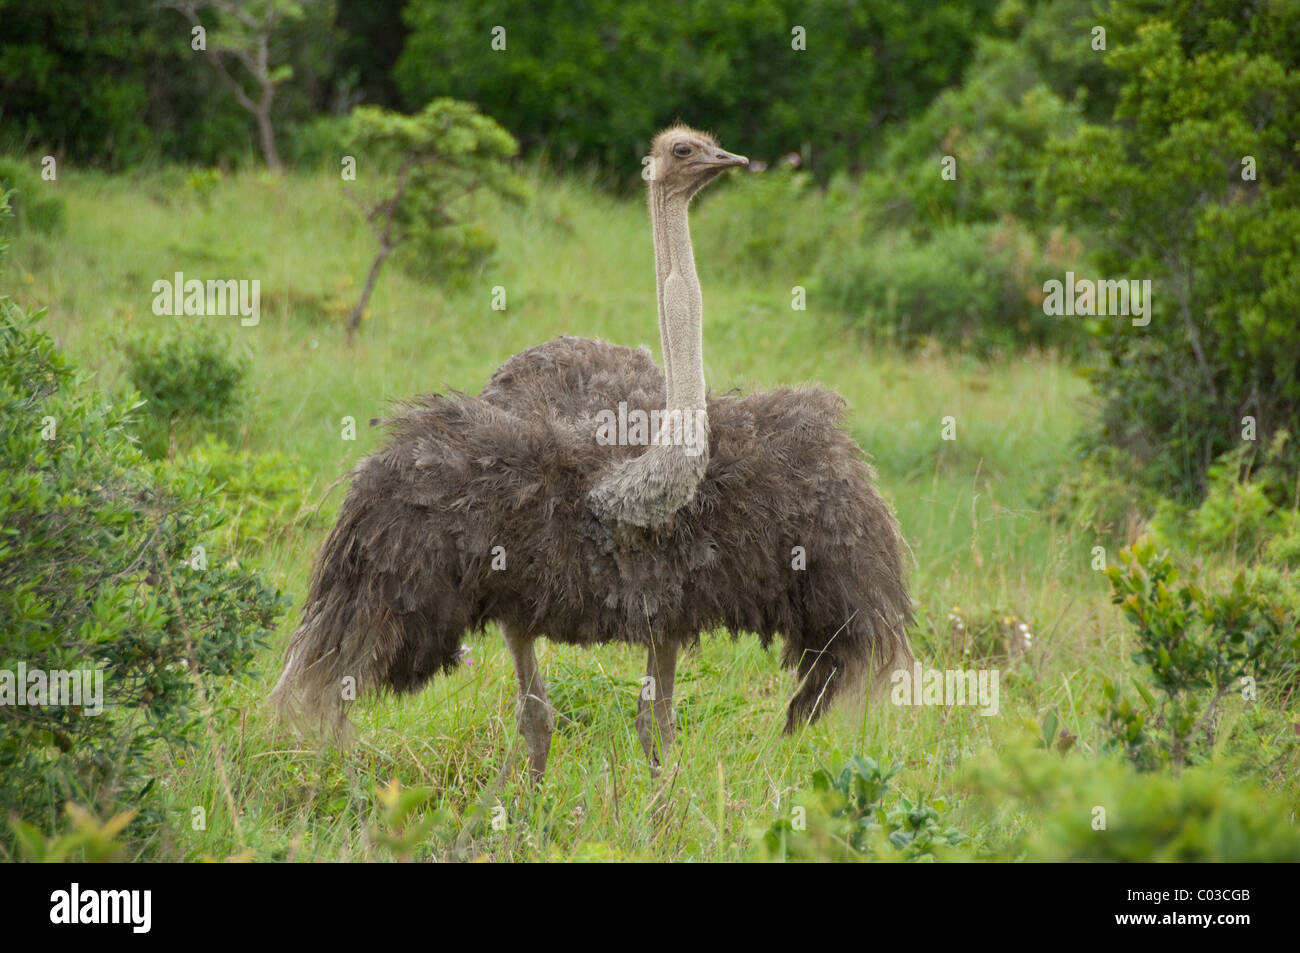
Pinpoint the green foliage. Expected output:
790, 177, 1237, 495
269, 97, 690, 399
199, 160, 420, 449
9, 803, 134, 862
1042, 11, 1300, 499
283, 114, 352, 168
368, 778, 452, 861
1043, 442, 1159, 544
0, 0, 255, 168
877, 35, 1081, 232
184, 167, 222, 205
756, 756, 966, 862
965, 740, 1300, 861
1149, 432, 1299, 563
342, 99, 526, 330
171, 436, 309, 552
396, 0, 999, 179
120, 323, 249, 458
690, 165, 832, 278
1101, 539, 1300, 770
0, 156, 65, 234
0, 295, 284, 849
818, 220, 1082, 354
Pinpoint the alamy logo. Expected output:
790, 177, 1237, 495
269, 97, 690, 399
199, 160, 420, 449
1042, 271, 1151, 327
152, 271, 260, 326
50, 883, 151, 933
890, 662, 999, 716
0, 663, 103, 715
595, 402, 707, 457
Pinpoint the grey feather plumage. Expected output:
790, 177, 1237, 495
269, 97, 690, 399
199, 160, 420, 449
273, 335, 913, 734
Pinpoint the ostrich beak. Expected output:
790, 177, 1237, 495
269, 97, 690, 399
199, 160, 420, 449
704, 149, 749, 168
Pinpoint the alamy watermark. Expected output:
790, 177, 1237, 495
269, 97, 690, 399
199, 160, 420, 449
890, 662, 999, 716
1042, 271, 1151, 327
0, 662, 104, 715
152, 271, 260, 326
595, 402, 707, 457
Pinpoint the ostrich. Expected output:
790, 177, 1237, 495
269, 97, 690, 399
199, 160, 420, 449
273, 125, 913, 782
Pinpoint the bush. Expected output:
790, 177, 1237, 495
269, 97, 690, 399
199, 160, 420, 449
754, 756, 967, 862
965, 741, 1300, 861
691, 164, 838, 278
0, 295, 284, 849
1042, 14, 1300, 500
171, 436, 309, 552
283, 115, 353, 170
0, 156, 65, 234
1042, 443, 1160, 544
875, 35, 1081, 233
1101, 539, 1300, 771
120, 323, 248, 458
817, 220, 1083, 354
1148, 431, 1298, 565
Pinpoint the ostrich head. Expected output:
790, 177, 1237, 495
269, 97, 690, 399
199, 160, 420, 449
649, 125, 748, 200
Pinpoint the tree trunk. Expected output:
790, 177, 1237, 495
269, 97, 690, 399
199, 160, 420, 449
347, 246, 391, 344
256, 100, 283, 174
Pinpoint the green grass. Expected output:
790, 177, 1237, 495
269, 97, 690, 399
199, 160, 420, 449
9, 163, 1294, 861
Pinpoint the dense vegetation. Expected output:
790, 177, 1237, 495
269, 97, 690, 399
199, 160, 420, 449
0, 0, 1297, 861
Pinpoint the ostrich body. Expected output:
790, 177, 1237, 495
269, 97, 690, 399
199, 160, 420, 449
273, 126, 913, 781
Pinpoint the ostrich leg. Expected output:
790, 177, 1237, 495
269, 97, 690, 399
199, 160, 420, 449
636, 642, 678, 776
503, 625, 555, 783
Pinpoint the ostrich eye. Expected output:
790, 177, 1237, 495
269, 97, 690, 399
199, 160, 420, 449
672, 143, 692, 158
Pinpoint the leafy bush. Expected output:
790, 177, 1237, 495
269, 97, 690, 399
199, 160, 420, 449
755, 756, 966, 862
965, 740, 1300, 861
1148, 431, 1298, 565
875, 35, 1081, 233
0, 295, 284, 848
1042, 443, 1160, 545
283, 114, 353, 169
170, 436, 309, 552
0, 156, 65, 234
120, 323, 249, 458
817, 220, 1083, 354
1042, 13, 1300, 500
691, 165, 840, 278
1101, 539, 1300, 771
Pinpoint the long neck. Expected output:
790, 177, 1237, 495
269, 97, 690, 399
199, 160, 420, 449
585, 179, 710, 532
650, 181, 706, 412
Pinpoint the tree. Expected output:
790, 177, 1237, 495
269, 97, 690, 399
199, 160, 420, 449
341, 99, 525, 341
1041, 6, 1300, 498
161, 0, 320, 172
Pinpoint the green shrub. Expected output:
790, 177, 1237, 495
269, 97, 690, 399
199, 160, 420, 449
1042, 14, 1300, 500
120, 323, 249, 458
1148, 432, 1298, 564
692, 165, 840, 278
1101, 539, 1300, 771
340, 99, 527, 335
0, 295, 284, 849
396, 0, 999, 180
1042, 442, 1160, 545
284, 115, 353, 169
817, 220, 1083, 354
965, 741, 1300, 861
876, 35, 1081, 233
0, 156, 65, 235
171, 436, 309, 552
754, 755, 967, 862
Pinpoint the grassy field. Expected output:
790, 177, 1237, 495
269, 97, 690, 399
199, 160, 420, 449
9, 163, 1254, 861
